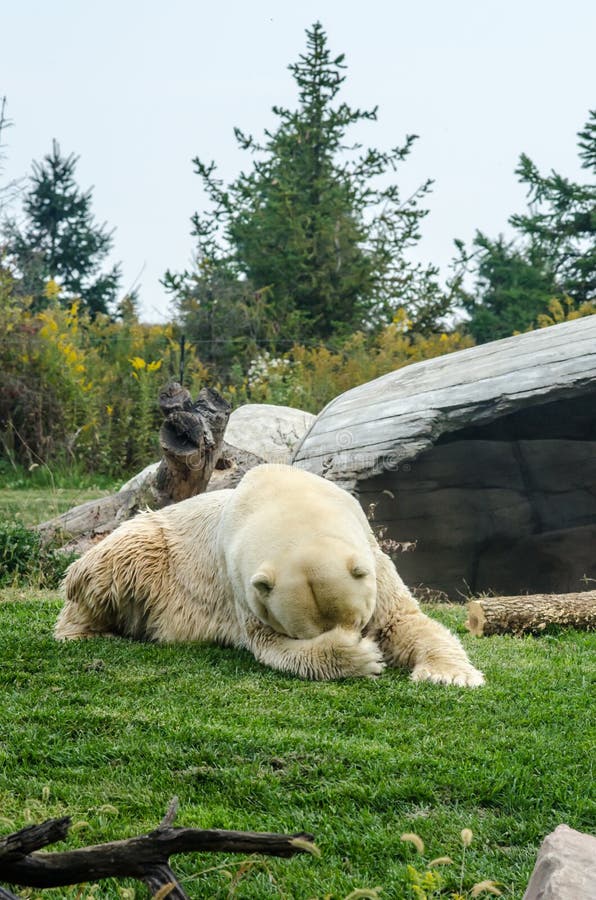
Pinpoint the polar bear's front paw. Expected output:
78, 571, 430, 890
411, 662, 485, 688
319, 628, 385, 679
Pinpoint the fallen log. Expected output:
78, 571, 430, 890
36, 383, 231, 549
466, 591, 596, 636
0, 798, 315, 898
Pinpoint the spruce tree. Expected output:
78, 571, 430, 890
459, 110, 596, 342
4, 140, 120, 314
166, 22, 446, 359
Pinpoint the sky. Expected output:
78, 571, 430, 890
1, 0, 595, 322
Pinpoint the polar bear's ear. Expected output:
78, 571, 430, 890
251, 570, 275, 594
350, 562, 370, 578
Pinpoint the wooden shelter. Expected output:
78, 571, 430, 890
292, 316, 596, 597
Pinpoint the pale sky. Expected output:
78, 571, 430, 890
1, 0, 594, 321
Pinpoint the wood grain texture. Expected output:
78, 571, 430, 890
292, 316, 596, 484
0, 801, 315, 896
466, 591, 596, 636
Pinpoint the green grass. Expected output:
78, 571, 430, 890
0, 487, 116, 527
0, 594, 594, 899
0, 468, 120, 526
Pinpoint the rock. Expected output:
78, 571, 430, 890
293, 317, 596, 597
225, 403, 315, 463
523, 824, 596, 899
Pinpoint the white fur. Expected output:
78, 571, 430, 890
55, 465, 484, 685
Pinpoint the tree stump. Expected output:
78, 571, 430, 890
36, 383, 231, 549
153, 383, 231, 504
466, 591, 596, 636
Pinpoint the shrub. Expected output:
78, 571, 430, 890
0, 521, 76, 588
238, 312, 474, 412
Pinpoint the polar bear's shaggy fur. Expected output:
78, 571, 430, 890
55, 465, 484, 685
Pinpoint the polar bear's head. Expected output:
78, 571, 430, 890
247, 536, 377, 639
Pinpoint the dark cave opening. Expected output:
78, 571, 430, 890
358, 392, 596, 597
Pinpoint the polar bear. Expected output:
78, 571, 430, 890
55, 464, 484, 686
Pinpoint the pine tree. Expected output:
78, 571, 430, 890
165, 22, 446, 361
459, 110, 596, 342
455, 234, 558, 343
4, 140, 120, 314
510, 109, 596, 307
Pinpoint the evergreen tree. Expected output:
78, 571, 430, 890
455, 235, 558, 343
510, 110, 596, 307
4, 140, 120, 314
165, 22, 446, 364
459, 110, 596, 342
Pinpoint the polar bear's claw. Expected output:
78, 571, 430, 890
411, 663, 485, 688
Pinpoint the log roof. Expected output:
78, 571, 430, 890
292, 315, 596, 485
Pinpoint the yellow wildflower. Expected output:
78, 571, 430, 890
147, 359, 162, 372
129, 356, 146, 370
44, 279, 61, 300
38, 312, 59, 333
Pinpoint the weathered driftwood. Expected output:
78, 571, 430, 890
0, 817, 71, 862
466, 591, 596, 636
119, 402, 315, 496
206, 441, 266, 492
291, 316, 596, 599
0, 888, 18, 900
292, 315, 596, 486
0, 799, 315, 898
36, 383, 231, 548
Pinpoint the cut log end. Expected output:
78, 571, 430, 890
466, 600, 487, 637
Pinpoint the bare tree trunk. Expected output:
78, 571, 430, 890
466, 591, 596, 636
36, 383, 231, 550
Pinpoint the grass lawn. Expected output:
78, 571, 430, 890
0, 592, 594, 899
0, 464, 123, 527
0, 486, 116, 528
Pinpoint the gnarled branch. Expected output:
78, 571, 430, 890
0, 799, 316, 897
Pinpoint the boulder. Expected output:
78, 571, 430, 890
224, 403, 315, 463
523, 824, 596, 900
293, 317, 596, 596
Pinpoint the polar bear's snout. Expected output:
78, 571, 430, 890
247, 548, 377, 641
